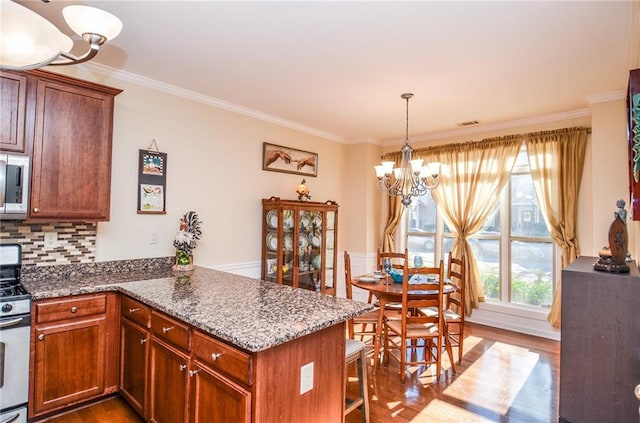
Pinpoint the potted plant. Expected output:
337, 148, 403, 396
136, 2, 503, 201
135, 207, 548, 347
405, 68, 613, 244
172, 211, 202, 271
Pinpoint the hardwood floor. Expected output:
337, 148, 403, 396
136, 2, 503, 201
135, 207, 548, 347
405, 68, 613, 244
346, 322, 560, 423
37, 322, 559, 423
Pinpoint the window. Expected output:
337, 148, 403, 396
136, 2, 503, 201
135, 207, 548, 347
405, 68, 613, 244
406, 147, 556, 309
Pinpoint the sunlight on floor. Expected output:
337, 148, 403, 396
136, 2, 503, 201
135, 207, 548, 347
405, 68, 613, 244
443, 341, 539, 415
409, 399, 496, 422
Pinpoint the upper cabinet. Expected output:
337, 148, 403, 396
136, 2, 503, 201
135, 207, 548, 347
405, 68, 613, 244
0, 71, 31, 153
261, 197, 338, 295
0, 70, 122, 221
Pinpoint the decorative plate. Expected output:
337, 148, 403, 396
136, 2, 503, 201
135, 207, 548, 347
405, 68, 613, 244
266, 232, 278, 251
266, 210, 278, 229
283, 210, 294, 229
357, 276, 378, 283
284, 233, 293, 251
310, 234, 322, 248
299, 233, 309, 249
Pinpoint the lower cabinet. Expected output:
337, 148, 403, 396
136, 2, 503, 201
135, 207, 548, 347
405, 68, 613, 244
149, 339, 190, 423
30, 293, 118, 419
190, 362, 251, 423
120, 318, 149, 418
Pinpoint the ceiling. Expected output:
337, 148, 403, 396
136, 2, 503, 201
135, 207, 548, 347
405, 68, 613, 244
13, 0, 639, 144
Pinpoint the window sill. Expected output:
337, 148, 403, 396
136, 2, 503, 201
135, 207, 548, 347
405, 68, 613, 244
467, 301, 560, 341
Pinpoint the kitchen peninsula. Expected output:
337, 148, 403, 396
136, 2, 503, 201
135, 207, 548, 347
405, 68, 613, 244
22, 259, 372, 422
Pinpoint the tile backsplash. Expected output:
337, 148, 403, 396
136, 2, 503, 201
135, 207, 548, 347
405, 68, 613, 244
0, 221, 96, 266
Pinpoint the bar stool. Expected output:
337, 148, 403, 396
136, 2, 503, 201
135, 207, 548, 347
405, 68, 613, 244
344, 339, 370, 423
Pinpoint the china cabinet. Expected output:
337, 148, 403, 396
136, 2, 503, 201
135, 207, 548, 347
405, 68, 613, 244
261, 197, 338, 295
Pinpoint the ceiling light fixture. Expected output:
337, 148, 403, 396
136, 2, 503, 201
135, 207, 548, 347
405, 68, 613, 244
0, 0, 123, 71
374, 93, 440, 206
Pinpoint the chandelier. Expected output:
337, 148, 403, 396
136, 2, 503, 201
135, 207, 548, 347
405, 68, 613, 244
0, 0, 123, 71
374, 93, 440, 206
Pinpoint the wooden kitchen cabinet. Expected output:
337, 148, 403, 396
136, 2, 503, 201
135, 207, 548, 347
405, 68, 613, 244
120, 296, 151, 418
0, 71, 32, 153
149, 311, 191, 423
190, 330, 252, 422
28, 70, 122, 221
261, 197, 339, 294
189, 362, 251, 423
30, 293, 119, 419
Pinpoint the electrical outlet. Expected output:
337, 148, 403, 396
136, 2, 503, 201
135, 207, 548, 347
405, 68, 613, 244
300, 362, 314, 395
44, 232, 58, 249
150, 232, 159, 245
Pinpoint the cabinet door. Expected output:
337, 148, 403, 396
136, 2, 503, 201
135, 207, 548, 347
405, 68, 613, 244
30, 77, 116, 220
0, 71, 28, 152
120, 319, 149, 418
33, 317, 106, 415
190, 363, 251, 423
149, 339, 189, 423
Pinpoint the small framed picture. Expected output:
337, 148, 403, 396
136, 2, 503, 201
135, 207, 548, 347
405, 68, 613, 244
137, 149, 167, 214
262, 142, 318, 177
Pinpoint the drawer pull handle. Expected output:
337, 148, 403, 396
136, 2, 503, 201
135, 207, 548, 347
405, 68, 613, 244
140, 338, 147, 344
211, 352, 224, 361
33, 207, 39, 213
188, 369, 200, 377
162, 326, 174, 334
179, 364, 187, 371
129, 308, 140, 313
70, 307, 78, 313
38, 334, 44, 341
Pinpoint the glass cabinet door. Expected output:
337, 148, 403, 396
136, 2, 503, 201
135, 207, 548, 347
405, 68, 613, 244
324, 210, 336, 291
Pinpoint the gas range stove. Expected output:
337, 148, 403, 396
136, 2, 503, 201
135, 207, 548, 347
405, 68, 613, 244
0, 244, 31, 317
0, 243, 30, 422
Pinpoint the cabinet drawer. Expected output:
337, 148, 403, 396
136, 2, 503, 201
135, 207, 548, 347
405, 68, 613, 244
36, 294, 106, 324
192, 330, 253, 386
151, 311, 190, 351
121, 296, 150, 328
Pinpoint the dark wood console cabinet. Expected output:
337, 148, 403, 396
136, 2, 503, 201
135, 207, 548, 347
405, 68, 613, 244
560, 256, 640, 423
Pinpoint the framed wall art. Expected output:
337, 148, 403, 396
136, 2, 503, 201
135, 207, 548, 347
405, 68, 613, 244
262, 142, 318, 177
137, 141, 167, 214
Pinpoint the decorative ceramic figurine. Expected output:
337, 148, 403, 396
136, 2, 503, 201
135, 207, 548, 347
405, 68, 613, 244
172, 211, 202, 272
594, 200, 630, 273
296, 179, 311, 201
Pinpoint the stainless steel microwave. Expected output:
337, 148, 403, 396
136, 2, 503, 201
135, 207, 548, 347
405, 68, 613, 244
0, 153, 30, 219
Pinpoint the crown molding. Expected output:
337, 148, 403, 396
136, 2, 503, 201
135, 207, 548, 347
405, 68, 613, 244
383, 108, 592, 146
585, 90, 626, 105
84, 62, 346, 143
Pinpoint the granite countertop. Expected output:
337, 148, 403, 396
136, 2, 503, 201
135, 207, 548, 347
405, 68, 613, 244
21, 261, 373, 353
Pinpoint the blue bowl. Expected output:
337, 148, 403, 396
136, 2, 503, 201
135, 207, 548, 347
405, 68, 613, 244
388, 270, 404, 283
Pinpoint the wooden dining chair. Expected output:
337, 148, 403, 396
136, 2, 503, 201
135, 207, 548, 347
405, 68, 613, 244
420, 252, 466, 363
344, 251, 379, 343
383, 260, 456, 383
374, 248, 408, 311
444, 252, 466, 363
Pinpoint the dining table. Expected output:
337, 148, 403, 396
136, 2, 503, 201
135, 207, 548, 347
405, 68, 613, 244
351, 274, 456, 372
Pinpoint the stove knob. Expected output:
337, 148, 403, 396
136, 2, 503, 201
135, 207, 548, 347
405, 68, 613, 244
1, 303, 13, 313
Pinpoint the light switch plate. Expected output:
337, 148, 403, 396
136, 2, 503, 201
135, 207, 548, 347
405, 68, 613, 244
300, 362, 314, 395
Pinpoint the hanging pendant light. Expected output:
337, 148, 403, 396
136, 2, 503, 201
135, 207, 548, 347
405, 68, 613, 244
374, 93, 440, 206
0, 0, 122, 71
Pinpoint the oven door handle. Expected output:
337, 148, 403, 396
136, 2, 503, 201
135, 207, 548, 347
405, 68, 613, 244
1, 410, 21, 423
0, 317, 24, 328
